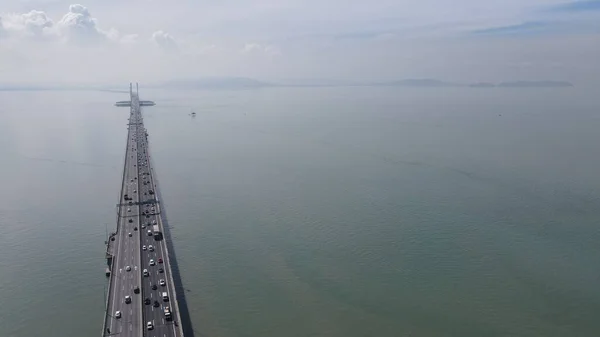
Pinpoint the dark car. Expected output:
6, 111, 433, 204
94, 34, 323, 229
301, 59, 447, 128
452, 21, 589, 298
153, 300, 160, 307
158, 258, 163, 264
129, 219, 133, 223
144, 298, 151, 305
134, 286, 140, 294
151, 284, 157, 290
158, 268, 164, 273
134, 227, 138, 231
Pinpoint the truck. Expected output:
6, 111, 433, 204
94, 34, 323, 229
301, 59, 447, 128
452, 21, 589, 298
153, 224, 162, 240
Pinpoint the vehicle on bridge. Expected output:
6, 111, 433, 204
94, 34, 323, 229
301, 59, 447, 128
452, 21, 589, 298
153, 224, 162, 240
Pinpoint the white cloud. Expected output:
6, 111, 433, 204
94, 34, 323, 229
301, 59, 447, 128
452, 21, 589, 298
152, 30, 178, 51
1, 10, 54, 39
242, 43, 262, 53
56, 4, 112, 44
242, 43, 281, 57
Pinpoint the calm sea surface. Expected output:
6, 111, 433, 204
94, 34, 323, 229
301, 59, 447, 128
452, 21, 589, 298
0, 87, 599, 337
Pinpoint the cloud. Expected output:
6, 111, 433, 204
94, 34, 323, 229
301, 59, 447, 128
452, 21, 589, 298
242, 43, 281, 57
1, 10, 54, 38
56, 4, 111, 44
152, 30, 178, 51
471, 22, 550, 36
242, 43, 262, 53
551, 0, 600, 12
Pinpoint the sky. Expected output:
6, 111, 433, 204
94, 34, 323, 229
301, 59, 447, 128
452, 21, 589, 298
0, 0, 599, 85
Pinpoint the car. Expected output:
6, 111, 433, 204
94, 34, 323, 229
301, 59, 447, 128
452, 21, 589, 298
128, 219, 133, 223
134, 227, 138, 231
133, 189, 137, 193
115, 311, 121, 319
142, 245, 147, 251
141, 224, 146, 229
144, 298, 151, 305
158, 258, 163, 264
128, 232, 132, 237
125, 266, 131, 271
159, 279, 166, 286
125, 295, 131, 304
158, 268, 164, 273
134, 286, 140, 294
149, 245, 154, 252
151, 284, 157, 290
143, 269, 149, 277
127, 208, 131, 212
147, 321, 154, 330
149, 259, 155, 266
153, 300, 160, 307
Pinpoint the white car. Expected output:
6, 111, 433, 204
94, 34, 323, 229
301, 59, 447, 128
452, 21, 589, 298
149, 259, 155, 266
125, 295, 131, 304
142, 245, 147, 251
115, 311, 121, 319
149, 245, 154, 252
128, 232, 132, 237
143, 269, 149, 277
127, 208, 131, 212
159, 279, 165, 286
147, 321, 154, 330
125, 266, 131, 271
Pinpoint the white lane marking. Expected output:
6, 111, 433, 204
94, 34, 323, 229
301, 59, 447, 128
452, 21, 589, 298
150, 293, 153, 298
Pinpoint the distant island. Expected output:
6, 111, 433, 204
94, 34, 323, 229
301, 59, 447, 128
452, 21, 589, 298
154, 77, 574, 89
497, 80, 573, 88
469, 82, 496, 88
372, 79, 573, 88
159, 77, 272, 89
374, 79, 459, 87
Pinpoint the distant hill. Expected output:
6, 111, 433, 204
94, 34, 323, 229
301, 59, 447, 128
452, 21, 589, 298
375, 79, 461, 87
272, 78, 364, 87
160, 77, 272, 89
497, 80, 573, 88
469, 82, 496, 88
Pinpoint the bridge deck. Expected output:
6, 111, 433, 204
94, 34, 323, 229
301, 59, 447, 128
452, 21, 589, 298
103, 88, 184, 337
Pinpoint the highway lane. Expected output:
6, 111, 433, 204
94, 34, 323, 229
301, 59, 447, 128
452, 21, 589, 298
135, 110, 181, 337
105, 108, 144, 337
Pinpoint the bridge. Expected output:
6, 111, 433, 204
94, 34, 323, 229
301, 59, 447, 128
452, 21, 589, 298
103, 83, 184, 337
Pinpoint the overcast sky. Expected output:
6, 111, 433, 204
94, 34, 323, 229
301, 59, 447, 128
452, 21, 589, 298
1, 0, 599, 85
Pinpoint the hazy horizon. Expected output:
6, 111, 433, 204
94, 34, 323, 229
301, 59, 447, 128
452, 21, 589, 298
1, 1, 599, 86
